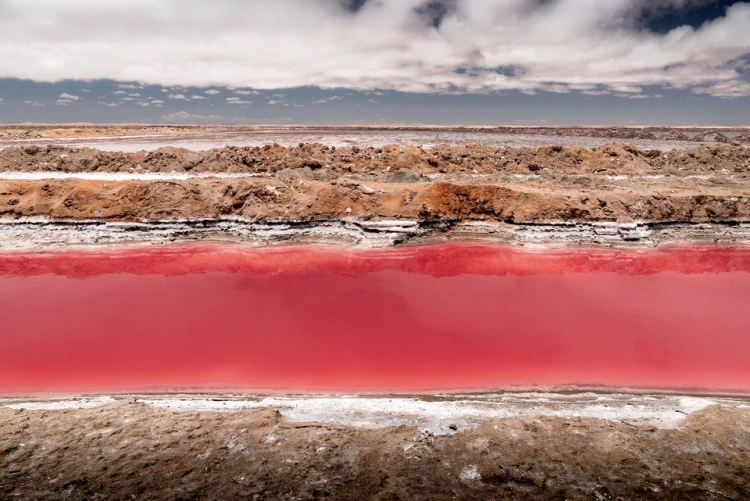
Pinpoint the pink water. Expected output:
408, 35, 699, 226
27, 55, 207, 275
1, 244, 749, 394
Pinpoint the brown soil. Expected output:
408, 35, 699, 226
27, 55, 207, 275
1, 143, 749, 224
2, 142, 749, 176
2, 177, 749, 223
2, 402, 749, 500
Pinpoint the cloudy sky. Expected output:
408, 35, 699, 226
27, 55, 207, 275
0, 0, 748, 125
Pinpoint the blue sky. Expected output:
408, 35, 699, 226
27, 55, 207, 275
0, 0, 748, 125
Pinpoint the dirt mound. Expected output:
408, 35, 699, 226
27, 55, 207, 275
1, 142, 748, 236
0, 130, 44, 140
663, 130, 690, 141
1, 142, 749, 177
1, 177, 748, 223
590, 128, 657, 140
1, 402, 749, 500
690, 130, 730, 143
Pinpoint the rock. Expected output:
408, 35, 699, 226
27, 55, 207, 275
663, 130, 690, 141
305, 159, 324, 170
690, 130, 730, 143
335, 178, 360, 188
388, 169, 428, 183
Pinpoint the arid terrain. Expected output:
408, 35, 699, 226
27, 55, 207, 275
1, 125, 749, 152
2, 395, 750, 500
2, 124, 750, 142
1, 139, 749, 249
2, 127, 750, 499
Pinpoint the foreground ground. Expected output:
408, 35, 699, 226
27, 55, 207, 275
1, 397, 749, 500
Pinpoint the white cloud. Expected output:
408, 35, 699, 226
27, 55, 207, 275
693, 79, 750, 98
609, 85, 644, 94
115, 83, 143, 89
191, 95, 207, 99
313, 95, 343, 104
205, 89, 221, 95
59, 92, 80, 100
80, 88, 91, 92
24, 100, 44, 107
151, 100, 164, 104
112, 90, 127, 95
235, 90, 260, 95
168, 93, 187, 100
128, 92, 141, 97
227, 98, 252, 105
97, 101, 120, 107
0, 1, 749, 97
268, 100, 278, 105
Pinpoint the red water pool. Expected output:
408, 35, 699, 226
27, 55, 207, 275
1, 244, 749, 394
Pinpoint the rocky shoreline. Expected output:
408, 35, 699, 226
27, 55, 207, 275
1, 218, 750, 251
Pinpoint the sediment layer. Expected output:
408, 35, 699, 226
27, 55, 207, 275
1, 142, 748, 248
2, 177, 749, 222
2, 219, 750, 250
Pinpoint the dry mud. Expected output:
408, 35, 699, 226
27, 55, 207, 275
2, 400, 750, 500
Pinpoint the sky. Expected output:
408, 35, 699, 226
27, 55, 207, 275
0, 0, 748, 125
